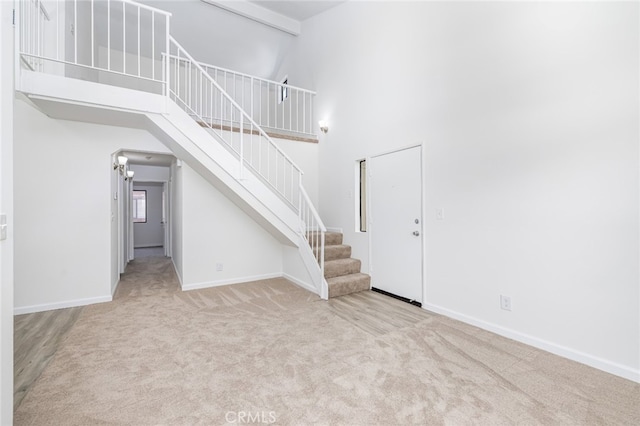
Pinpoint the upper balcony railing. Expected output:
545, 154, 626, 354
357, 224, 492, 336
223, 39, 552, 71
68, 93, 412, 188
200, 63, 316, 139
167, 37, 303, 211
18, 0, 170, 93
18, 0, 317, 140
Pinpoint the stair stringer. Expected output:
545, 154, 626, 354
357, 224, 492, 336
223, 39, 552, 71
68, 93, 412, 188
146, 102, 327, 296
17, 70, 326, 296
144, 102, 300, 246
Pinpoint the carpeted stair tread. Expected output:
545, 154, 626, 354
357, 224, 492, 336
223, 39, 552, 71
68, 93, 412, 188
324, 258, 361, 279
317, 244, 352, 261
306, 231, 342, 247
325, 232, 343, 246
327, 273, 371, 298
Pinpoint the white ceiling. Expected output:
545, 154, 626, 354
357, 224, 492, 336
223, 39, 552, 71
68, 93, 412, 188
248, 1, 347, 21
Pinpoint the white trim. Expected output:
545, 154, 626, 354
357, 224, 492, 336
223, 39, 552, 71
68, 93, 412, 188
171, 258, 183, 288
282, 273, 317, 294
200, 0, 301, 36
111, 279, 120, 298
369, 143, 423, 160
181, 272, 282, 291
422, 302, 640, 384
326, 227, 343, 233
421, 141, 428, 305
14, 295, 112, 315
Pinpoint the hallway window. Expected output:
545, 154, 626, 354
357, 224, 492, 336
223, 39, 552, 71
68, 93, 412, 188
133, 190, 147, 223
359, 159, 367, 232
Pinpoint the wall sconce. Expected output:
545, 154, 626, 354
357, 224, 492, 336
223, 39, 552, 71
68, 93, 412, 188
113, 155, 128, 174
319, 120, 329, 134
125, 170, 135, 181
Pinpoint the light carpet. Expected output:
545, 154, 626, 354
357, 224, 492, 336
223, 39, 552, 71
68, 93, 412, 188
15, 256, 640, 425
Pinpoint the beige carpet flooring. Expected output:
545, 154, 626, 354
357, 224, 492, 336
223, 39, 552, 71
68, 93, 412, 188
14, 256, 640, 425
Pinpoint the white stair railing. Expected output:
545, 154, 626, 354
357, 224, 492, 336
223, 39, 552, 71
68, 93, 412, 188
17, 0, 327, 293
199, 62, 317, 138
18, 0, 171, 93
167, 37, 325, 287
167, 36, 303, 210
300, 188, 326, 281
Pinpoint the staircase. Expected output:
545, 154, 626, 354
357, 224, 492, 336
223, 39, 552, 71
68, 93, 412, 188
321, 232, 370, 298
16, 0, 333, 299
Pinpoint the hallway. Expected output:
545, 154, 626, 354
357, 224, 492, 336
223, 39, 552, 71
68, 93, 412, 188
114, 255, 178, 299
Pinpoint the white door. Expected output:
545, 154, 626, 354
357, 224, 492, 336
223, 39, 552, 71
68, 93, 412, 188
162, 182, 171, 257
369, 146, 423, 303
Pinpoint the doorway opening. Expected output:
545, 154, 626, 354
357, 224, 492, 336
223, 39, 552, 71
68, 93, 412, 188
114, 151, 175, 275
132, 182, 165, 258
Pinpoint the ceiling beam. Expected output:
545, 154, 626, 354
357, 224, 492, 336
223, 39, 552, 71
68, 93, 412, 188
201, 0, 301, 36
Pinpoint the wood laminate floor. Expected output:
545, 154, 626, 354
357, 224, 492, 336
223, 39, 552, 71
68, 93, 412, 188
327, 289, 431, 337
14, 306, 83, 410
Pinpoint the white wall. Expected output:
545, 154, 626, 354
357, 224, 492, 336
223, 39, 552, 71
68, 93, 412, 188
170, 161, 183, 283
180, 163, 283, 290
133, 183, 164, 248
144, 0, 295, 80
274, 137, 319, 207
0, 2, 14, 422
130, 163, 171, 181
278, 1, 640, 381
14, 100, 172, 313
110, 152, 120, 291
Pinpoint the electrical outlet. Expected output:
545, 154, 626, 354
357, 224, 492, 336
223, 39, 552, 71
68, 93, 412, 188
500, 295, 511, 311
436, 208, 445, 220
216, 263, 223, 272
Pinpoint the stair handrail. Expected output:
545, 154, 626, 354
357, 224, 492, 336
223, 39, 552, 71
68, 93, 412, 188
299, 185, 326, 279
167, 36, 304, 210
33, 0, 50, 21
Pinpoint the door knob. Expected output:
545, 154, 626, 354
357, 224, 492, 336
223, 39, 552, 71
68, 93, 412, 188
412, 231, 420, 236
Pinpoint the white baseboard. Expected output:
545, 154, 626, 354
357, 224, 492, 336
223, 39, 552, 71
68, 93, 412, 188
422, 302, 640, 383
111, 279, 120, 298
134, 244, 163, 249
171, 258, 184, 288
326, 227, 343, 233
181, 272, 282, 291
282, 273, 318, 295
14, 295, 112, 315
